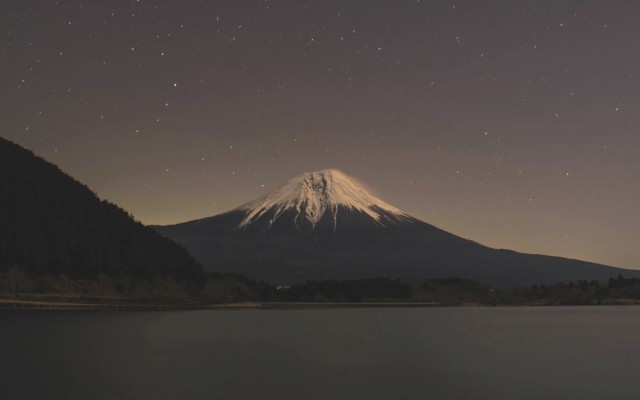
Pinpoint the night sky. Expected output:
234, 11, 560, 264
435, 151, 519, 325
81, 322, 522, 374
2, 1, 639, 270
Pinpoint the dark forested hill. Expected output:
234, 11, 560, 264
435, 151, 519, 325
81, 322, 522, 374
0, 137, 204, 281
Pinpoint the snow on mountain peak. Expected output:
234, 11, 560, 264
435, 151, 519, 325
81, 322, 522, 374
237, 169, 407, 229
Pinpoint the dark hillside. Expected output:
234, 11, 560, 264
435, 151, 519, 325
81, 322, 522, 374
0, 137, 203, 281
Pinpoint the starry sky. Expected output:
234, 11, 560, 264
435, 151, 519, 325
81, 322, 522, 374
2, 1, 639, 270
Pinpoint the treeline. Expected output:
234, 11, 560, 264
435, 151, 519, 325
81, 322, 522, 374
0, 267, 262, 304
498, 275, 640, 305
272, 275, 640, 306
273, 278, 494, 305
276, 278, 412, 302
2, 267, 640, 306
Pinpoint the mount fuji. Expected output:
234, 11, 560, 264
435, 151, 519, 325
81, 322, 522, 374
154, 169, 639, 287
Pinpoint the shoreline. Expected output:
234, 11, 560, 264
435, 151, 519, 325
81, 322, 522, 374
0, 298, 222, 311
0, 298, 442, 310
259, 301, 441, 309
2, 298, 639, 310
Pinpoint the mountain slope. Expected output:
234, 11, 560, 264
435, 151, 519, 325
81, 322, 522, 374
0, 137, 204, 281
155, 169, 640, 287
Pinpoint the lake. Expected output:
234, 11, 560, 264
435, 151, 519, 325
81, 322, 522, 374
1, 306, 639, 399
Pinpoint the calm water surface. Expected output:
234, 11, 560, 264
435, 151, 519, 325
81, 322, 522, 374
1, 307, 639, 400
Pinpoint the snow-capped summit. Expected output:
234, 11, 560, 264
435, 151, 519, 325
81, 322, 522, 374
237, 169, 408, 230
154, 169, 636, 287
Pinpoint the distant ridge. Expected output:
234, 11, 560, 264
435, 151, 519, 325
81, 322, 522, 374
155, 169, 640, 287
0, 136, 204, 281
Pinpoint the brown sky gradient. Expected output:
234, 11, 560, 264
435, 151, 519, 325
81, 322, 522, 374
1, 1, 639, 270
